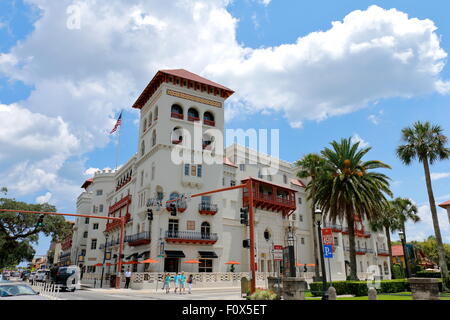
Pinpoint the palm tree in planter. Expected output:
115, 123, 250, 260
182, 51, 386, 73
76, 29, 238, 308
313, 138, 392, 280
396, 121, 450, 283
370, 197, 420, 278
296, 153, 327, 279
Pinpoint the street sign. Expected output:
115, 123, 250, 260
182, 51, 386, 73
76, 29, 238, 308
273, 245, 283, 261
323, 244, 333, 258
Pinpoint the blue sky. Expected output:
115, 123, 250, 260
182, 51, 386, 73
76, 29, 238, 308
0, 0, 449, 261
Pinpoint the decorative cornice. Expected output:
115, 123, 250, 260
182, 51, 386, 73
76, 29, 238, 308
167, 89, 222, 108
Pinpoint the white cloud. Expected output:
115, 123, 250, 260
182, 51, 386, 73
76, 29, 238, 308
368, 109, 384, 125
36, 192, 52, 204
404, 204, 450, 242
430, 172, 450, 181
351, 133, 370, 148
207, 5, 449, 127
0, 2, 449, 209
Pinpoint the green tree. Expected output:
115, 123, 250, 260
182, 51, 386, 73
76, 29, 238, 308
371, 198, 420, 278
312, 138, 392, 280
0, 189, 72, 268
295, 153, 327, 278
413, 236, 450, 266
396, 121, 450, 282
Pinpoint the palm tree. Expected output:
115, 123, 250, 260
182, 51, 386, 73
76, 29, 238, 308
371, 198, 420, 278
396, 121, 450, 282
312, 138, 392, 280
296, 153, 327, 278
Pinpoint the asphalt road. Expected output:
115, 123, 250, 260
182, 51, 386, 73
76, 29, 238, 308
59, 287, 244, 300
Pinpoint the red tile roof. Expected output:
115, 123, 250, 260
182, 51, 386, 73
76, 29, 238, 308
391, 245, 403, 257
290, 178, 306, 188
132, 69, 234, 109
223, 157, 238, 168
161, 69, 233, 92
81, 178, 93, 189
438, 200, 450, 208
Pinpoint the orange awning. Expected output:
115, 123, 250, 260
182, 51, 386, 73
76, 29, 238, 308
139, 258, 159, 264
225, 261, 241, 265
306, 264, 316, 267
122, 261, 139, 265
295, 263, 305, 267
94, 263, 103, 267
183, 259, 200, 264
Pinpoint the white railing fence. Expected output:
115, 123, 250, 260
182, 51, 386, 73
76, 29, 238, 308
30, 281, 61, 300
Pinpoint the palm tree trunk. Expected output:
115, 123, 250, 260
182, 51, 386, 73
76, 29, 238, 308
385, 226, 394, 279
347, 214, 359, 280
310, 192, 320, 278
422, 158, 449, 282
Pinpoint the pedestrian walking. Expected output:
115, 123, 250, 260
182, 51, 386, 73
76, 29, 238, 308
180, 272, 186, 294
187, 274, 193, 294
124, 268, 132, 289
174, 272, 180, 293
164, 273, 171, 294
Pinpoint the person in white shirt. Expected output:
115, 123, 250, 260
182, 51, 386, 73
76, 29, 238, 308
124, 268, 132, 289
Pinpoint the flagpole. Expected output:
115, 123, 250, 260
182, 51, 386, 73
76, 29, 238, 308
116, 121, 121, 170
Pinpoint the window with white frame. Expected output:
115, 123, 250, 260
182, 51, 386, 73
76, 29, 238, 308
91, 239, 97, 250
96, 190, 103, 196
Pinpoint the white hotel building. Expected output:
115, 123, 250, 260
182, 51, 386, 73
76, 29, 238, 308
71, 69, 391, 283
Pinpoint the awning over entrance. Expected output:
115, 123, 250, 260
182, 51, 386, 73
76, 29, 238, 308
165, 250, 185, 258
198, 251, 218, 258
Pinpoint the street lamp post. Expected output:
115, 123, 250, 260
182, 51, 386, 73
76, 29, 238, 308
285, 225, 296, 277
315, 209, 328, 300
398, 231, 410, 278
100, 231, 109, 288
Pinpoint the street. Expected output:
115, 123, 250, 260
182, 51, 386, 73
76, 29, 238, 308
57, 287, 244, 300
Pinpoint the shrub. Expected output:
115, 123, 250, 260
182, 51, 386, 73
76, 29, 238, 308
392, 264, 405, 279
247, 288, 279, 300
309, 279, 408, 296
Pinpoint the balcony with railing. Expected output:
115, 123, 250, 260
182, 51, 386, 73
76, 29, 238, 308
105, 213, 131, 232
125, 232, 151, 246
171, 112, 184, 120
377, 248, 390, 256
165, 201, 187, 213
198, 203, 218, 215
242, 178, 296, 216
203, 119, 215, 127
324, 223, 342, 233
165, 230, 218, 245
99, 239, 120, 250
343, 245, 368, 255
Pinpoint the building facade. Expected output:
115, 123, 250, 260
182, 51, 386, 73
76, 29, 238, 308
71, 69, 391, 281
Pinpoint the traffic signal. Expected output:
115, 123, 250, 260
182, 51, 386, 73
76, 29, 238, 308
240, 207, 248, 226
147, 209, 153, 221
170, 203, 177, 216
36, 214, 45, 227
243, 239, 250, 248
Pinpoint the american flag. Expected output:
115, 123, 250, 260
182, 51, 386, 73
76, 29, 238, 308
110, 111, 122, 134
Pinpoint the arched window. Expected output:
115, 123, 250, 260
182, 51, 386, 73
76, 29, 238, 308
171, 127, 183, 144
154, 106, 158, 120
263, 229, 271, 241
143, 118, 147, 133
201, 222, 210, 239
171, 104, 183, 119
152, 130, 156, 146
148, 112, 153, 127
141, 140, 145, 156
188, 107, 199, 121
203, 111, 215, 126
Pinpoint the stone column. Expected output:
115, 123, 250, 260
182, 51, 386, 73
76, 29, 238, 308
328, 286, 337, 300
282, 277, 308, 300
368, 287, 377, 300
408, 278, 440, 300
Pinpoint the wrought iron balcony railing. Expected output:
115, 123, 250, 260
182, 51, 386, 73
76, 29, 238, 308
125, 231, 151, 244
165, 230, 218, 241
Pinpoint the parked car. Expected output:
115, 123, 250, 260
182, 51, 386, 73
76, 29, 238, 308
0, 283, 49, 300
35, 269, 50, 283
55, 266, 80, 292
